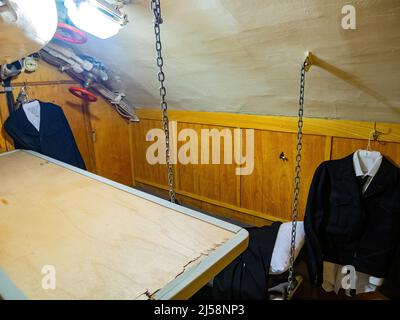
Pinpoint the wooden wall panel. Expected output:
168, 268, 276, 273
0, 130, 6, 153
130, 111, 400, 225
0, 90, 14, 152
86, 100, 133, 186
332, 137, 400, 166
0, 95, 7, 153
240, 131, 327, 221
176, 123, 239, 206
14, 60, 72, 83
135, 181, 272, 227
130, 119, 168, 186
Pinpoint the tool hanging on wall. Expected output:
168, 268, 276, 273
285, 53, 313, 300
150, 0, 177, 203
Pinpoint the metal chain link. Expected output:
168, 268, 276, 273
287, 61, 307, 298
150, 0, 177, 203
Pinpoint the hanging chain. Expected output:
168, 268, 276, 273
287, 60, 308, 298
150, 0, 177, 203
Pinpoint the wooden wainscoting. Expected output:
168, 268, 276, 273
130, 109, 400, 225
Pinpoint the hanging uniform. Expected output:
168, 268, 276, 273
322, 151, 384, 294
304, 151, 400, 298
4, 100, 86, 170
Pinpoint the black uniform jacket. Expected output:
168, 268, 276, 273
304, 154, 400, 289
4, 101, 86, 169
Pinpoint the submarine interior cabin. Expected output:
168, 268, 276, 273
0, 0, 400, 301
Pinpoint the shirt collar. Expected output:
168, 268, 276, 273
353, 150, 383, 177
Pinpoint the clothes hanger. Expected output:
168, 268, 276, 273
15, 82, 31, 108
366, 129, 376, 152
366, 122, 387, 152
354, 123, 383, 176
17, 82, 41, 132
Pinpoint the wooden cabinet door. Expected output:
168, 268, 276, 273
176, 123, 239, 206
130, 119, 168, 187
0, 94, 9, 153
240, 130, 327, 221
86, 99, 133, 186
332, 137, 400, 166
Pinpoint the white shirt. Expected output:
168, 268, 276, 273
22, 100, 41, 132
322, 150, 384, 295
353, 149, 383, 193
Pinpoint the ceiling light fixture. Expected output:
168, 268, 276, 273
64, 0, 128, 40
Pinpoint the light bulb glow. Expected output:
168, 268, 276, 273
9, 0, 58, 43
64, 0, 122, 39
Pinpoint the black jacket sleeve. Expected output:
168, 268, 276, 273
304, 162, 330, 286
381, 245, 400, 299
4, 115, 40, 151
58, 106, 86, 170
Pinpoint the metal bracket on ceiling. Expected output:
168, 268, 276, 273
304, 52, 313, 72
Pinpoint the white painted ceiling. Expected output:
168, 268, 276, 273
72, 0, 400, 121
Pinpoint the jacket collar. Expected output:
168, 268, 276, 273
363, 156, 396, 198
353, 150, 382, 178
339, 153, 397, 199
14, 101, 45, 137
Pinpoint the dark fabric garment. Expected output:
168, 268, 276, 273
381, 246, 400, 299
213, 221, 281, 300
4, 101, 86, 169
304, 154, 400, 294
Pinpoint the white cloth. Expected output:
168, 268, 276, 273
22, 100, 41, 132
269, 222, 305, 275
322, 150, 384, 295
322, 262, 383, 295
353, 149, 382, 193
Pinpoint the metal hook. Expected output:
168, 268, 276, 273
367, 122, 390, 150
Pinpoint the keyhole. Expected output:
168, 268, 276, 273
280, 152, 288, 161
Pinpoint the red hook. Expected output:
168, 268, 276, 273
54, 22, 88, 45
69, 87, 98, 102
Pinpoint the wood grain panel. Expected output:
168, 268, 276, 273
176, 123, 238, 206
86, 99, 133, 186
0, 94, 7, 153
138, 109, 400, 143
0, 151, 238, 300
135, 181, 272, 227
241, 131, 326, 221
130, 119, 168, 186
0, 90, 14, 152
332, 137, 400, 166
14, 60, 72, 83
200, 202, 271, 227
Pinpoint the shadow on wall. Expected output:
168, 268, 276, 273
310, 53, 400, 116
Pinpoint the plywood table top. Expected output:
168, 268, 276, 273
0, 150, 248, 300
